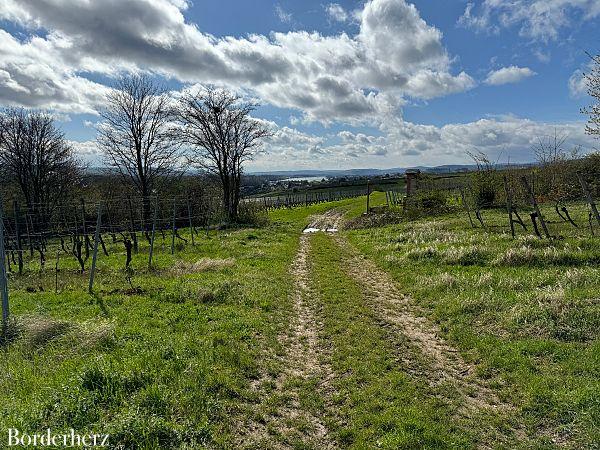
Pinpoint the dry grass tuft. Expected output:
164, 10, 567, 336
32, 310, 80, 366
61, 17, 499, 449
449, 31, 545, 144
77, 320, 116, 349
170, 258, 235, 275
442, 246, 489, 266
22, 317, 71, 347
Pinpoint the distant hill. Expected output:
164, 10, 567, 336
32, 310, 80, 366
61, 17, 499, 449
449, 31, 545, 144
87, 163, 535, 178
248, 165, 476, 178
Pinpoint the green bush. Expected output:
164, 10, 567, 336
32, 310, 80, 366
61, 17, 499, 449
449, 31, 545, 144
236, 202, 269, 227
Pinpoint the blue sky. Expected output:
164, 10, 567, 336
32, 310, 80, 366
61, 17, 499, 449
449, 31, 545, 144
0, 0, 598, 170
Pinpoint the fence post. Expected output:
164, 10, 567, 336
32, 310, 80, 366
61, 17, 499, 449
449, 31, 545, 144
148, 198, 158, 269
0, 200, 10, 330
521, 176, 551, 239
88, 202, 102, 294
577, 172, 600, 228
186, 194, 195, 246
171, 198, 176, 255
13, 200, 23, 274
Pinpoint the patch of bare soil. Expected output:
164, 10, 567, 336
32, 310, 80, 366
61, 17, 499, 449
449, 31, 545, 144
305, 209, 345, 233
234, 233, 336, 449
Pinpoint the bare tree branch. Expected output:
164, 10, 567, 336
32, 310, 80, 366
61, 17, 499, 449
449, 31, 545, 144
96, 74, 182, 228
172, 87, 272, 221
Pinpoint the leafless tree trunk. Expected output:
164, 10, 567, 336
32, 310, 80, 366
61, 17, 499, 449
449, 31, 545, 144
173, 87, 272, 222
97, 74, 181, 231
0, 108, 80, 225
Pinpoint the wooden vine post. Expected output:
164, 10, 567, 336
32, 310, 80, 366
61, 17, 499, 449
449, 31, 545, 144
171, 198, 177, 255
187, 194, 195, 246
366, 180, 371, 215
0, 199, 9, 332
503, 176, 516, 238
88, 202, 102, 294
13, 200, 23, 274
80, 198, 90, 260
459, 187, 476, 228
521, 176, 551, 239
148, 198, 158, 269
126, 196, 138, 253
577, 173, 600, 228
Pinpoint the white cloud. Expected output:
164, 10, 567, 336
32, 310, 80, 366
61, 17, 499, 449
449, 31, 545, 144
326, 3, 349, 22
484, 66, 536, 86
248, 116, 597, 171
459, 0, 600, 42
568, 62, 593, 98
275, 5, 292, 24
0, 0, 474, 122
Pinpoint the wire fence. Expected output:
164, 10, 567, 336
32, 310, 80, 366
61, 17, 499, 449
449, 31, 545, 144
392, 169, 600, 239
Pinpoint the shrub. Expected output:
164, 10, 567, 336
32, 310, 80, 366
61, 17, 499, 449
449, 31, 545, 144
237, 202, 269, 227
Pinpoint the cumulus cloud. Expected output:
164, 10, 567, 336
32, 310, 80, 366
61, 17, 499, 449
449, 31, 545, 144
459, 0, 600, 42
0, 30, 110, 113
249, 115, 597, 171
0, 0, 474, 122
484, 66, 536, 86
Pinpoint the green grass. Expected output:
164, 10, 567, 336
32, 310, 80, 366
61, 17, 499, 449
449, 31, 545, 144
1, 195, 599, 448
346, 202, 600, 448
308, 233, 472, 449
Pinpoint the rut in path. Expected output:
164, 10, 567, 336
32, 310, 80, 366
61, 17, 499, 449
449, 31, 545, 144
235, 232, 336, 449
331, 232, 513, 416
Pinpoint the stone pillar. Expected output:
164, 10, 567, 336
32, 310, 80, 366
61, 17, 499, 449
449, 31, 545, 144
405, 170, 420, 196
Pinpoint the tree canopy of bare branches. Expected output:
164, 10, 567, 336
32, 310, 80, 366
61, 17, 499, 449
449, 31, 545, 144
173, 87, 272, 221
0, 108, 80, 222
582, 53, 600, 140
97, 74, 181, 227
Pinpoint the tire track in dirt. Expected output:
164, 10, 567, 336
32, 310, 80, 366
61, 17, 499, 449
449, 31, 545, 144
235, 227, 336, 449
325, 227, 533, 447
332, 232, 509, 414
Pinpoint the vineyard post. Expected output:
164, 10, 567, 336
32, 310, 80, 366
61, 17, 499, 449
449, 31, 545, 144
577, 173, 600, 228
171, 198, 176, 255
366, 180, 371, 214
187, 194, 195, 246
503, 176, 516, 239
80, 198, 89, 258
13, 200, 23, 274
459, 188, 476, 228
148, 198, 158, 269
521, 176, 551, 239
127, 196, 138, 253
0, 200, 10, 330
25, 212, 33, 257
88, 202, 102, 294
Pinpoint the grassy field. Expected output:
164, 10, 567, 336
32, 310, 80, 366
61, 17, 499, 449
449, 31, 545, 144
347, 200, 600, 448
1, 194, 599, 448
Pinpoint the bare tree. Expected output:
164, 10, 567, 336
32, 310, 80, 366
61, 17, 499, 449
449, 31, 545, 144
97, 74, 181, 229
173, 87, 272, 221
533, 129, 581, 202
0, 108, 80, 223
582, 53, 600, 139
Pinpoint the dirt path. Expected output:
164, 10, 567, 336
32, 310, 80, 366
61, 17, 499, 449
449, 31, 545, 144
235, 227, 336, 449
237, 208, 521, 447
331, 232, 509, 415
